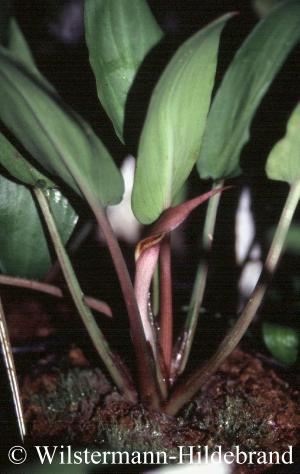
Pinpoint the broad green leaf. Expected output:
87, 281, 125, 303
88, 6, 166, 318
253, 0, 284, 17
85, 0, 163, 142
263, 322, 299, 364
0, 100, 79, 282
172, 182, 188, 207
0, 48, 124, 207
0, 173, 78, 279
266, 103, 300, 184
198, 0, 300, 180
7, 19, 36, 68
7, 18, 56, 91
0, 132, 55, 187
132, 14, 232, 225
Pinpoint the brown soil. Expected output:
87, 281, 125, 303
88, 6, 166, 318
21, 347, 300, 473
5, 296, 54, 344
4, 290, 72, 344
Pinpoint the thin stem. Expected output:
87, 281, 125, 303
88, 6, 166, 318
0, 296, 26, 440
38, 153, 160, 406
44, 219, 94, 283
84, 296, 112, 318
34, 187, 137, 403
0, 275, 112, 318
88, 198, 161, 408
159, 234, 173, 374
165, 179, 300, 416
172, 181, 223, 379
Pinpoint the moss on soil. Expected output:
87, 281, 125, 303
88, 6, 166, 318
21, 348, 300, 472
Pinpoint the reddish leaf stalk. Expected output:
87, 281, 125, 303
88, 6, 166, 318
0, 275, 112, 317
172, 180, 224, 379
133, 187, 228, 394
165, 179, 300, 416
41, 156, 162, 408
159, 234, 173, 374
88, 199, 161, 408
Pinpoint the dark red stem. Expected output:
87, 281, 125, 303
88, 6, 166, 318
92, 203, 160, 408
159, 234, 173, 374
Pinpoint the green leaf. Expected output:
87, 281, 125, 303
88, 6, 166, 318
0, 110, 79, 282
85, 0, 163, 143
132, 14, 232, 225
0, 132, 55, 187
198, 0, 300, 180
266, 103, 300, 185
0, 48, 124, 207
0, 173, 78, 279
6, 18, 57, 92
253, 0, 285, 17
172, 182, 189, 207
7, 19, 36, 68
263, 322, 299, 365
